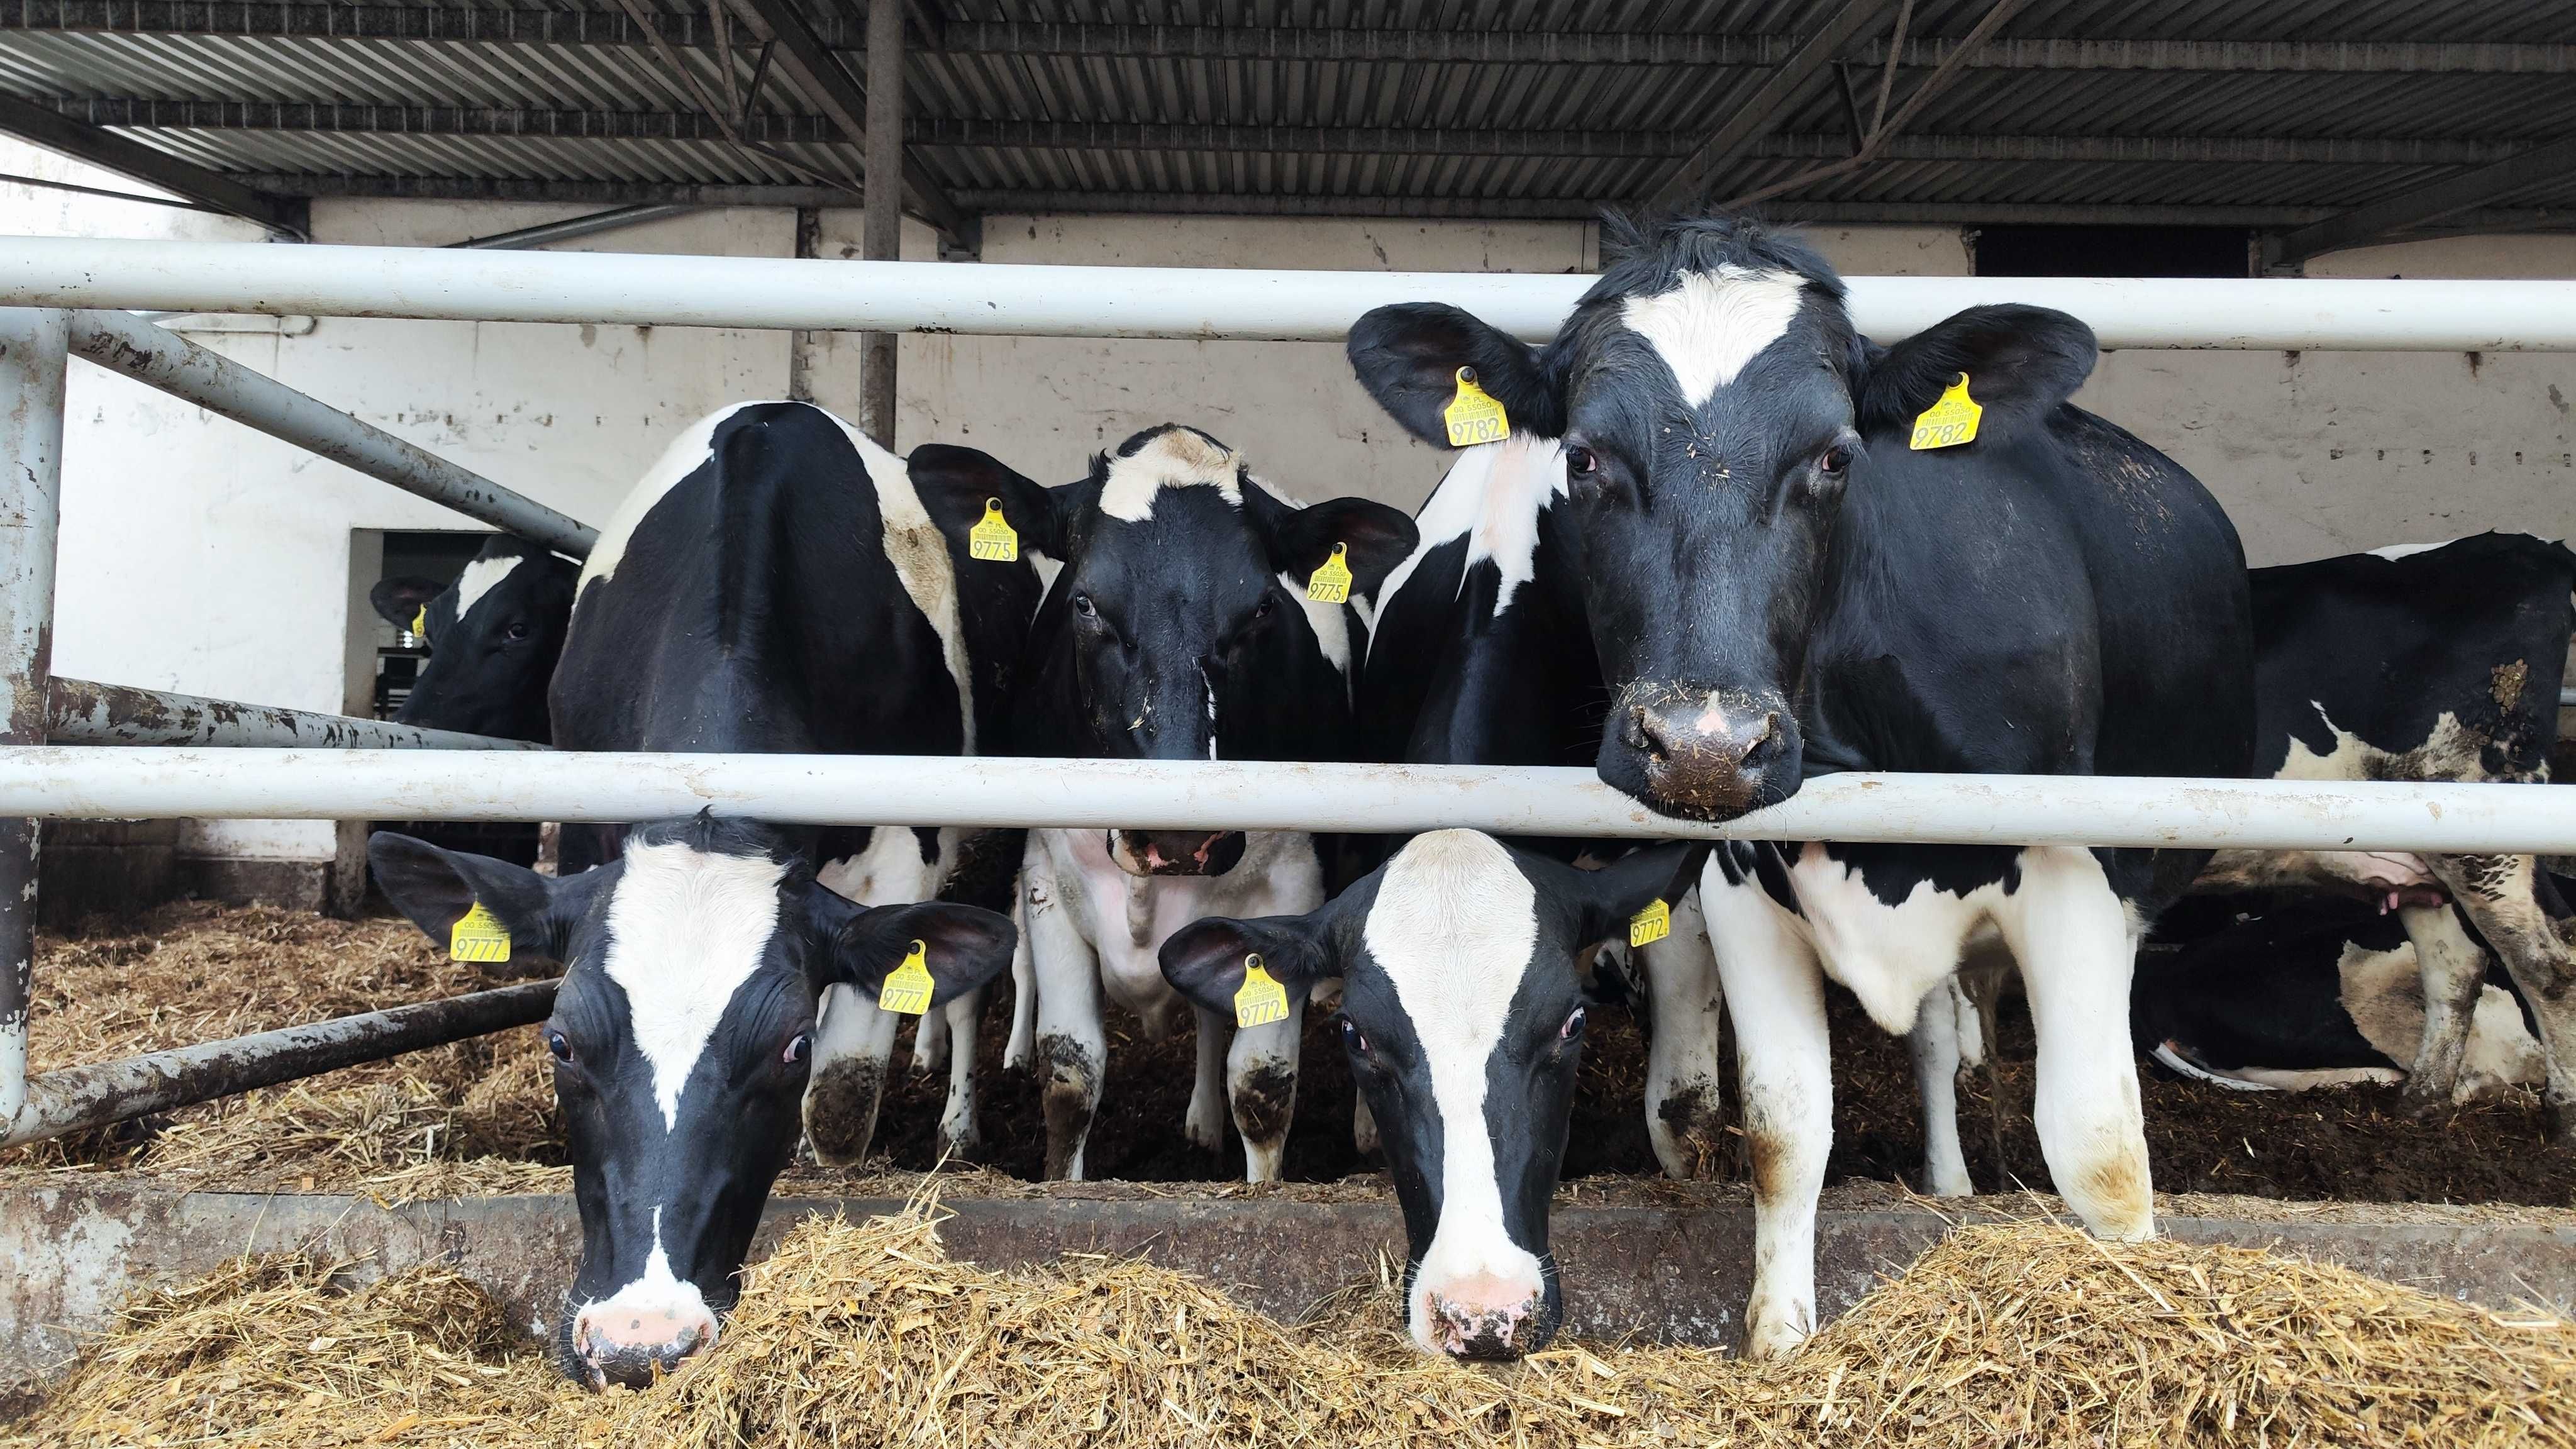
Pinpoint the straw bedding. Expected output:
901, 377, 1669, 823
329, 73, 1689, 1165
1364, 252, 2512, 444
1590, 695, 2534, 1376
10, 1194, 2572, 1448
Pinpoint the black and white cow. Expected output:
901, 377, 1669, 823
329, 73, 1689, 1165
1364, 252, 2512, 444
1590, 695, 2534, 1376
1355, 435, 1731, 1180
2137, 889, 2548, 1102
973, 423, 1414, 1180
1348, 213, 2255, 1356
372, 400, 1036, 1385
1162, 830, 1695, 1358
2194, 534, 2576, 1136
370, 533, 577, 744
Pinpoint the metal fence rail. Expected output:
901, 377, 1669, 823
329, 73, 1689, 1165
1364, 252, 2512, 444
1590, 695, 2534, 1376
46, 677, 543, 750
6, 238, 2576, 349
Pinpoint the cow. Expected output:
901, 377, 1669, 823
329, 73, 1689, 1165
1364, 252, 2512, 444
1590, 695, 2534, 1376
2136, 889, 2549, 1102
1346, 212, 2256, 1357
2192, 535, 2576, 1137
1162, 830, 1696, 1358
370, 533, 577, 744
1355, 434, 1731, 1180
370, 400, 1034, 1385
972, 423, 1415, 1181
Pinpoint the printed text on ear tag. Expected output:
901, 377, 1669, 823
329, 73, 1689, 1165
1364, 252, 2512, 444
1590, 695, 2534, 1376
1305, 542, 1353, 604
969, 497, 1020, 562
877, 939, 935, 1016
409, 606, 428, 641
450, 902, 511, 963
1909, 373, 1982, 450
1443, 366, 1511, 447
1235, 953, 1291, 1029
1629, 898, 1672, 948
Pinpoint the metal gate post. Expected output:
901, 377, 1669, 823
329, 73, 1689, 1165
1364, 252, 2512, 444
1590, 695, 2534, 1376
0, 308, 65, 1130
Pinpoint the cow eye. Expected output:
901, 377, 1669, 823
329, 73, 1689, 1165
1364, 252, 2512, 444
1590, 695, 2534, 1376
1340, 1016, 1370, 1055
545, 1030, 574, 1063
1563, 445, 1598, 478
1072, 592, 1098, 618
1559, 1006, 1587, 1042
504, 619, 531, 641
1252, 597, 1275, 622
782, 1032, 811, 1066
1819, 445, 1852, 475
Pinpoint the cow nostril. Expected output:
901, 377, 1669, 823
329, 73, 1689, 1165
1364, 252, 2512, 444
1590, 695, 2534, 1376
1735, 712, 1777, 765
1629, 706, 1670, 760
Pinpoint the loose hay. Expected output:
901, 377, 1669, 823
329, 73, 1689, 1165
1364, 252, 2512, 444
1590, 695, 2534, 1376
13, 1194, 2573, 1448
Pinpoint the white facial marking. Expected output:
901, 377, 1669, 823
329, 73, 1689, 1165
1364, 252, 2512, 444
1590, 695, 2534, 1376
1279, 571, 1352, 684
452, 553, 526, 621
1375, 436, 1568, 646
1619, 265, 1811, 409
822, 411, 977, 752
1361, 830, 1547, 1352
576, 404, 748, 602
601, 841, 789, 1130
577, 1204, 718, 1350
1098, 428, 1245, 522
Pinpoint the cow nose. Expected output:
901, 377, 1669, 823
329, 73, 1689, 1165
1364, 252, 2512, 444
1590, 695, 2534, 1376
1631, 701, 1776, 770
571, 1301, 719, 1388
1423, 1274, 1546, 1361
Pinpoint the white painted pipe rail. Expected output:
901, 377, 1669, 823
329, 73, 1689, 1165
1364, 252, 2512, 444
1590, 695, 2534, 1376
0, 749, 2572, 852
67, 308, 597, 557
4, 238, 2576, 350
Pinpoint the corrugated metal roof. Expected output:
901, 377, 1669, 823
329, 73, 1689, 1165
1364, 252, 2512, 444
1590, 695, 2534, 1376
0, 0, 2563, 245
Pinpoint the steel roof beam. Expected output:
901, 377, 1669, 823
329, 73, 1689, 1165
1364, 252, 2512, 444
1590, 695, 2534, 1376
1648, 0, 1906, 209
2268, 135, 2576, 265
723, 0, 969, 247
1, 8, 2569, 74
0, 91, 303, 234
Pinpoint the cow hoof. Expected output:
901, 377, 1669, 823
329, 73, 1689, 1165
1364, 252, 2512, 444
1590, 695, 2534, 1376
935, 1121, 984, 1164
1742, 1307, 1810, 1361
1184, 1112, 1226, 1155
1649, 1082, 1728, 1182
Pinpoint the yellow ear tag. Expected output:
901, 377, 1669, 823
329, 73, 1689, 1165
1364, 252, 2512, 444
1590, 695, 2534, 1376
1305, 542, 1353, 604
968, 497, 1020, 563
1234, 952, 1291, 1029
408, 606, 428, 641
1443, 366, 1511, 447
449, 901, 511, 963
1909, 373, 1982, 450
877, 939, 935, 1016
1629, 897, 1672, 949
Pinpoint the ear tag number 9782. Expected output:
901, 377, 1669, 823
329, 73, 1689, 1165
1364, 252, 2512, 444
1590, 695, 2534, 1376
1444, 366, 1512, 447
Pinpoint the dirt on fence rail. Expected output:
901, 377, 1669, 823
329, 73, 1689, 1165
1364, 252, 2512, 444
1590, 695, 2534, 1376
6, 901, 2572, 1208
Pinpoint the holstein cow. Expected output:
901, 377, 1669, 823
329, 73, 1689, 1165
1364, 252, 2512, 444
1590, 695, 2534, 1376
1356, 435, 1732, 1180
1348, 213, 2255, 1355
977, 423, 1415, 1180
2136, 889, 2549, 1102
370, 533, 577, 744
1162, 830, 1696, 1358
373, 401, 1037, 1385
2193, 534, 2576, 1136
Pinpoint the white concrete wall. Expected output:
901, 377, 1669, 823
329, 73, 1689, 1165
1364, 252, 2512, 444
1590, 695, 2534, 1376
0, 148, 2567, 877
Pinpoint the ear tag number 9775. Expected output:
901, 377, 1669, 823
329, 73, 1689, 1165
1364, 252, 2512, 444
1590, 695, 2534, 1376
1306, 542, 1353, 604
969, 498, 1020, 562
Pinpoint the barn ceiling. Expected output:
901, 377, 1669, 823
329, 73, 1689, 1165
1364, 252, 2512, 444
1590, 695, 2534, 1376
0, 0, 2567, 261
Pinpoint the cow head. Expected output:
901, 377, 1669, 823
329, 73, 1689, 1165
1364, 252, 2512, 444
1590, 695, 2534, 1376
1348, 212, 2094, 820
372, 535, 579, 743
928, 425, 1413, 876
369, 816, 1014, 1388
1161, 830, 1691, 1358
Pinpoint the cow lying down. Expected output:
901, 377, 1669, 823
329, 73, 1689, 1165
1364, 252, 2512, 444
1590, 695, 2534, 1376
2136, 891, 2551, 1104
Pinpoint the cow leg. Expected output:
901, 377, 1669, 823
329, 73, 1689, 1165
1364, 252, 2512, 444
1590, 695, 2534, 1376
934, 986, 983, 1160
1993, 847, 2152, 1242
913, 992, 950, 1072
1025, 863, 1108, 1182
1352, 1093, 1381, 1159
1002, 889, 1036, 1071
2395, 895, 2489, 1105
1701, 862, 1830, 1359
2430, 853, 2576, 1140
1186, 1006, 1229, 1154
1228, 1002, 1306, 1183
802, 986, 901, 1167
1641, 892, 1728, 1181
1908, 980, 1973, 1197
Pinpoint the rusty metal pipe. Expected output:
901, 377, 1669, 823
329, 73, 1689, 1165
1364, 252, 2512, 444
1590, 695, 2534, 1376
0, 977, 559, 1148
0, 309, 65, 1131
65, 309, 596, 557
44, 676, 545, 750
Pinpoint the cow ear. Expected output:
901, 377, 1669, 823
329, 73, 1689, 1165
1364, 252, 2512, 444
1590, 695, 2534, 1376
1243, 486, 1419, 602
368, 831, 601, 965
1348, 303, 1564, 447
1159, 911, 1338, 1019
371, 575, 444, 632
1856, 305, 2096, 438
907, 443, 1074, 562
808, 889, 1018, 1011
1532, 841, 1704, 949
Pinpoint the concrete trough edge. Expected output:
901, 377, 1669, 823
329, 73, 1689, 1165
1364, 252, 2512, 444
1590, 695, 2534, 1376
4, 1179, 2572, 1390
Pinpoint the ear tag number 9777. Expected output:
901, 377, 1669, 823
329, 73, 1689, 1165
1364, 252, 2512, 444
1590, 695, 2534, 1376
878, 940, 935, 1016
